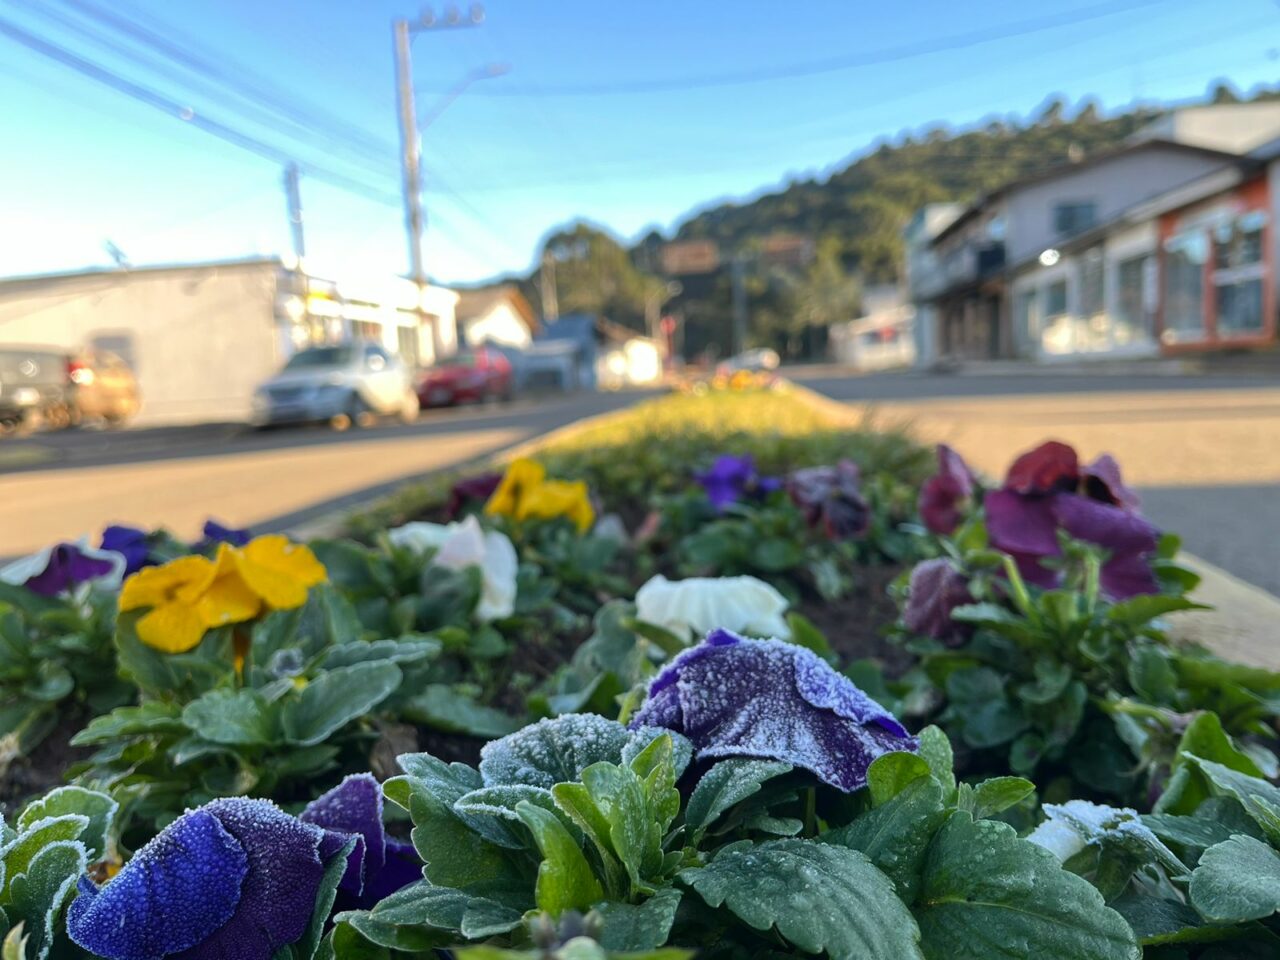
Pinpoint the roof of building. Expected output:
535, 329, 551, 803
930, 138, 1244, 247
454, 283, 539, 332
0, 255, 282, 289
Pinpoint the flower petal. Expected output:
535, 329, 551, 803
67, 808, 248, 960
919, 473, 968, 536
300, 774, 385, 897
120, 555, 215, 611
1051, 494, 1159, 554
234, 536, 327, 610
1082, 454, 1142, 510
634, 575, 791, 642
1099, 551, 1161, 601
984, 489, 1061, 557
485, 458, 546, 518
630, 631, 916, 792
1004, 440, 1080, 495
136, 600, 215, 653
903, 558, 973, 646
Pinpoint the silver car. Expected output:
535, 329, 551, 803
251, 341, 420, 430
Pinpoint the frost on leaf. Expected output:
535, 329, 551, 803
479, 714, 631, 789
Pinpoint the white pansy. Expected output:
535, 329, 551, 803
0, 536, 126, 592
388, 516, 518, 622
1025, 818, 1088, 863
634, 574, 791, 642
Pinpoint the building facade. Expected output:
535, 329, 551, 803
0, 258, 458, 424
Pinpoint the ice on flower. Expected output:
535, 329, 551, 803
389, 516, 518, 621
67, 797, 331, 960
1027, 799, 1181, 871
629, 629, 917, 792
300, 773, 420, 907
902, 558, 973, 646
634, 574, 791, 642
1, 537, 125, 596
479, 714, 631, 789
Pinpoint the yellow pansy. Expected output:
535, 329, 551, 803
518, 479, 595, 533
119, 554, 223, 653
484, 458, 546, 519
119, 536, 327, 654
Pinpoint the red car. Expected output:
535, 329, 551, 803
416, 348, 514, 407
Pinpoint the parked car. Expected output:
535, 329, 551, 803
0, 346, 71, 434
717, 347, 781, 374
250, 341, 420, 430
67, 348, 141, 427
416, 348, 514, 407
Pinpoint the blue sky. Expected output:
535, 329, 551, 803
0, 0, 1277, 285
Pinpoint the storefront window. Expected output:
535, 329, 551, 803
1213, 211, 1266, 338
1014, 289, 1038, 357
1162, 232, 1207, 343
1041, 278, 1072, 355
1114, 254, 1153, 346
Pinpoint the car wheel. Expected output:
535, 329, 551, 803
399, 389, 420, 424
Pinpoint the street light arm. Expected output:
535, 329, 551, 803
417, 63, 509, 129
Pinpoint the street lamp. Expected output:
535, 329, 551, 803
418, 62, 510, 130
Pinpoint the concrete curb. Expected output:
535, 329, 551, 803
1168, 554, 1280, 670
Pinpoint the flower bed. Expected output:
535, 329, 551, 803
1, 382, 1278, 959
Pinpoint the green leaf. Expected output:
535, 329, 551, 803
684, 759, 792, 834
868, 752, 932, 806
681, 839, 923, 959
401, 685, 521, 739
402, 780, 515, 886
1109, 892, 1227, 946
914, 812, 1139, 960
281, 661, 402, 746
1125, 646, 1178, 705
1183, 756, 1280, 844
970, 777, 1035, 820
917, 726, 956, 798
515, 801, 605, 915
1175, 714, 1263, 779
4, 840, 85, 960
578, 763, 655, 894
0, 816, 88, 899
785, 612, 834, 660
595, 888, 683, 951
1106, 595, 1206, 627
479, 714, 630, 789
1189, 835, 1280, 924
368, 881, 471, 932
339, 907, 448, 951
182, 689, 276, 745
69, 701, 185, 745
319, 637, 441, 670
18, 787, 117, 861
824, 775, 947, 904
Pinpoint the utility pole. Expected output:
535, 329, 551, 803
283, 162, 306, 261
392, 4, 485, 364
730, 253, 748, 357
540, 249, 559, 323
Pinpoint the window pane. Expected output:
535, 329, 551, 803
1045, 280, 1068, 317
1162, 235, 1206, 343
1216, 278, 1264, 337
1114, 255, 1153, 345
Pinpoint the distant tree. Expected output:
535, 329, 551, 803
535, 222, 661, 331
1035, 95, 1069, 126
1076, 99, 1102, 123
1210, 80, 1241, 104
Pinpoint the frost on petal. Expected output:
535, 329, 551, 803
633, 574, 790, 642
479, 714, 631, 789
629, 630, 917, 792
179, 798, 327, 960
300, 774, 385, 896
902, 558, 973, 647
1026, 817, 1088, 863
66, 809, 247, 960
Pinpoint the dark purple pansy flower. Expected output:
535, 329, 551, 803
918, 444, 978, 535
903, 558, 974, 647
447, 472, 504, 520
629, 629, 917, 793
67, 797, 338, 960
23, 543, 119, 596
984, 441, 1159, 600
695, 454, 779, 511
197, 519, 252, 551
101, 525, 152, 575
787, 460, 869, 541
300, 773, 421, 908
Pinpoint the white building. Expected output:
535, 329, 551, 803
454, 285, 539, 351
0, 257, 458, 425
829, 284, 916, 370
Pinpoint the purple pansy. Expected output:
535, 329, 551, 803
918, 444, 978, 535
695, 454, 781, 511
447, 472, 504, 520
101, 525, 153, 575
902, 558, 974, 647
300, 773, 421, 908
629, 629, 917, 793
16, 545, 120, 599
67, 797, 339, 960
196, 520, 252, 552
984, 441, 1159, 600
787, 460, 869, 541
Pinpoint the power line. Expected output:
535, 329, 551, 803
424, 0, 1172, 97
0, 14, 403, 208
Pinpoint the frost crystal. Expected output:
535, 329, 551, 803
479, 714, 631, 789
629, 629, 917, 792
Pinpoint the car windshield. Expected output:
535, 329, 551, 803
283, 346, 354, 370
449, 352, 478, 367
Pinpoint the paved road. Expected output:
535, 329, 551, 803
0, 391, 654, 558
797, 369, 1280, 595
